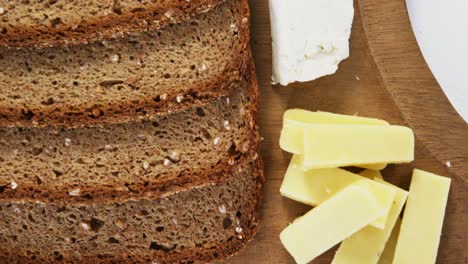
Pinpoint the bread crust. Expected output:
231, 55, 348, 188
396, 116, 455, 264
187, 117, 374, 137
0, 0, 226, 49
0, 0, 251, 128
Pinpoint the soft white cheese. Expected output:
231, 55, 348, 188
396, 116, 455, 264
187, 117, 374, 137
270, 0, 354, 86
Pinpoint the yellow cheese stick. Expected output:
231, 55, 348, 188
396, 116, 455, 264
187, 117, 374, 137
280, 155, 395, 229
280, 109, 388, 170
282, 110, 389, 154
359, 169, 384, 180
332, 179, 408, 264
302, 125, 414, 170
393, 169, 451, 264
378, 218, 401, 264
280, 183, 385, 264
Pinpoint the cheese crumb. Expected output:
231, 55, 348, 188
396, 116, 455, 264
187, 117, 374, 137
218, 204, 227, 214
223, 120, 231, 130
164, 10, 173, 18
214, 137, 220, 145
64, 138, 72, 147
176, 95, 184, 103
11, 182, 18, 190
163, 158, 171, 166
80, 222, 91, 230
446, 161, 451, 168
230, 23, 238, 34
200, 64, 207, 72
170, 151, 180, 162
110, 54, 120, 63
69, 189, 81, 196
0, 7, 5, 15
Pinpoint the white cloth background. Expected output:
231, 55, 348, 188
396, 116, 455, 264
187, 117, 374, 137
406, 0, 468, 122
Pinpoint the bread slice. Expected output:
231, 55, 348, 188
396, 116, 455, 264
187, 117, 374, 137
0, 0, 225, 48
0, 158, 264, 263
0, 61, 259, 202
0, 59, 262, 263
0, 0, 250, 128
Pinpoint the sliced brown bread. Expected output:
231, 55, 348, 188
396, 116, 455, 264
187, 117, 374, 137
0, 158, 264, 264
0, 0, 226, 48
0, 57, 261, 263
0, 0, 250, 128
0, 62, 259, 202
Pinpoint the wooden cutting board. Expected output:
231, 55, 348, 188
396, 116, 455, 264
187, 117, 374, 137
226, 0, 468, 263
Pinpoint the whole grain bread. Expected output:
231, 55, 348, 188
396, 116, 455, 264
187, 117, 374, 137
0, 0, 225, 48
0, 62, 259, 202
0, 1, 263, 263
0, 58, 262, 263
0, 158, 264, 264
0, 0, 250, 128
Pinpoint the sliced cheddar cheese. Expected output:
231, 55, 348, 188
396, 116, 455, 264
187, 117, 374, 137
332, 179, 408, 264
280, 155, 395, 229
280, 109, 388, 170
378, 218, 401, 264
280, 184, 385, 264
302, 124, 414, 170
393, 169, 451, 264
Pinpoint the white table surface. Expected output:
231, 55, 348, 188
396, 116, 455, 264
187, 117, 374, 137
406, 0, 468, 122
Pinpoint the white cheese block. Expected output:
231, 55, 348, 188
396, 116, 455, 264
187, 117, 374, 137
269, 0, 354, 85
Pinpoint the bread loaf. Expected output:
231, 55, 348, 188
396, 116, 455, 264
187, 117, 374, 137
0, 0, 262, 263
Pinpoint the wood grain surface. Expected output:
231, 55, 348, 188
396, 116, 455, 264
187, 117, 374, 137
225, 0, 468, 263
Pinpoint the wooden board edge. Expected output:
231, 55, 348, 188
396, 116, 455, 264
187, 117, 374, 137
358, 0, 468, 180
